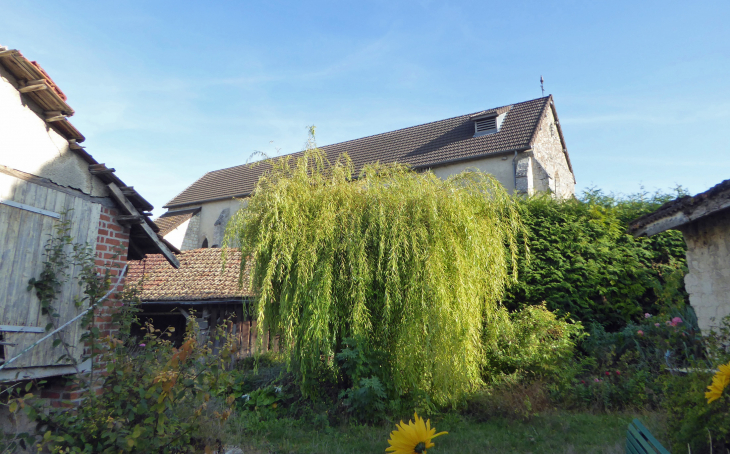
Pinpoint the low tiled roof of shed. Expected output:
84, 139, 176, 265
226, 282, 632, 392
126, 248, 252, 302
165, 96, 563, 208
629, 179, 730, 236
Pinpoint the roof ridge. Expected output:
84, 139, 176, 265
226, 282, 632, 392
163, 170, 212, 208
164, 95, 555, 208
182, 96, 551, 179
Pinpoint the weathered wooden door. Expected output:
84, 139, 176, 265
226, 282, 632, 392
0, 173, 101, 370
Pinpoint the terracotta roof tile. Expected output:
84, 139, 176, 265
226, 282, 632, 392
126, 248, 252, 302
164, 96, 553, 208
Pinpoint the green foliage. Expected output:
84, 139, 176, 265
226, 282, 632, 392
464, 379, 552, 421
241, 385, 285, 412
224, 129, 526, 406
483, 304, 585, 380
33, 312, 236, 453
504, 189, 688, 330
0, 381, 40, 453
336, 336, 389, 422
546, 310, 705, 412
662, 315, 730, 452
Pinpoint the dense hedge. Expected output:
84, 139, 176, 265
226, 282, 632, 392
503, 188, 689, 330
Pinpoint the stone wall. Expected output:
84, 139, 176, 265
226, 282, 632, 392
529, 106, 575, 199
680, 209, 730, 333
181, 212, 201, 250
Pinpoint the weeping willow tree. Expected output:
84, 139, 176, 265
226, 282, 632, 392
224, 133, 526, 405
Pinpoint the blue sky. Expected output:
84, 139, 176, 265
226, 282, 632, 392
2, 1, 729, 215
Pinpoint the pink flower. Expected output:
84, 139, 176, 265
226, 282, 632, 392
644, 313, 652, 319
581, 380, 585, 384
670, 317, 683, 327
594, 378, 600, 382
616, 371, 621, 376
139, 343, 146, 347
605, 371, 610, 376
655, 323, 661, 327
637, 330, 644, 336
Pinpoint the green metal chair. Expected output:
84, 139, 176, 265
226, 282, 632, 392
626, 418, 670, 454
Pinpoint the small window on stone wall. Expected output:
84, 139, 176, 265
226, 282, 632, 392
201, 238, 209, 248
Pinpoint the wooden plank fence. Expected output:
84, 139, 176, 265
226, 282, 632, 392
0, 172, 101, 368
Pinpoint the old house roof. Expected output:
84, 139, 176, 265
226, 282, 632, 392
629, 179, 730, 237
126, 248, 252, 302
155, 207, 201, 236
0, 47, 179, 267
164, 95, 572, 208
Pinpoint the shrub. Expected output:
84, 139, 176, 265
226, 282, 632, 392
336, 336, 390, 422
483, 304, 584, 380
662, 315, 730, 452
504, 189, 689, 330
32, 309, 237, 453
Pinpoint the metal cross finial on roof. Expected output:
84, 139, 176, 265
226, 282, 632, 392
540, 76, 544, 96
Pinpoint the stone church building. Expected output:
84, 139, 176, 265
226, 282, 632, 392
157, 95, 576, 250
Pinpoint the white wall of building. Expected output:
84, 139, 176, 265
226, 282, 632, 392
681, 209, 730, 333
430, 154, 516, 192
0, 66, 108, 198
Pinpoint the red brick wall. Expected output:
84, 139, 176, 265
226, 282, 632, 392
94, 206, 130, 339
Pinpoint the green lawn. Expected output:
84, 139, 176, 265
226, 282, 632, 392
226, 411, 667, 454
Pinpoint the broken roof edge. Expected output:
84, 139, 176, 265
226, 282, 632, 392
0, 46, 173, 264
0, 47, 153, 210
629, 179, 730, 237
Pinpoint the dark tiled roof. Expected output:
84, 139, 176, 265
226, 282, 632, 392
629, 179, 730, 235
165, 96, 555, 208
126, 248, 252, 302
155, 207, 201, 236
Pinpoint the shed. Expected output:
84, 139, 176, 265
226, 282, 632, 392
0, 47, 179, 381
629, 179, 730, 333
126, 249, 269, 355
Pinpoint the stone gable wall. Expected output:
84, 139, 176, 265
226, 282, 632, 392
680, 209, 730, 333
529, 107, 575, 199
181, 212, 201, 250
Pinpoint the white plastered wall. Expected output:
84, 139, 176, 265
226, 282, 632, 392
0, 65, 107, 198
167, 199, 248, 250
680, 209, 730, 333
164, 218, 191, 250
430, 154, 516, 193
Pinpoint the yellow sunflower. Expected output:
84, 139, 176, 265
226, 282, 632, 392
706, 361, 730, 404
386, 412, 447, 454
